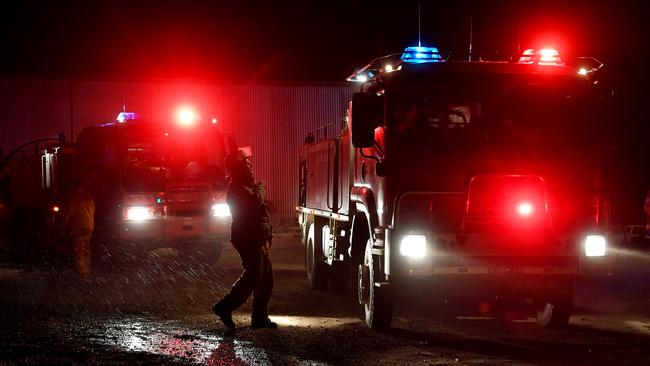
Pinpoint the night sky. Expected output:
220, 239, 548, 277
1, 1, 647, 83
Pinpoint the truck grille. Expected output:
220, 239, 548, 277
168, 185, 209, 193
395, 192, 465, 231
166, 183, 210, 203
168, 209, 206, 217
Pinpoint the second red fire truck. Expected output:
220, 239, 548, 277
45, 108, 236, 264
297, 46, 611, 329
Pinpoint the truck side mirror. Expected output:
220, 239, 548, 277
351, 92, 383, 148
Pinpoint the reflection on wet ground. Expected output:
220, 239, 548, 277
87, 317, 271, 365
80, 316, 332, 365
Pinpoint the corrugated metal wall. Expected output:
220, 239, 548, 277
0, 78, 71, 152
0, 77, 356, 219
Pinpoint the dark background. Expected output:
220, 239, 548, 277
1, 0, 648, 224
1, 0, 646, 82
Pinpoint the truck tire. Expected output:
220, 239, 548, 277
360, 240, 393, 329
306, 219, 328, 290
536, 287, 574, 329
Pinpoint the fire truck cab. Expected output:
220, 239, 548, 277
55, 109, 236, 263
297, 46, 611, 329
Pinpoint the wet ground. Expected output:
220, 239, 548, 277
1, 232, 650, 365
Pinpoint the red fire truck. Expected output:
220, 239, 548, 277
45, 108, 236, 264
297, 46, 611, 329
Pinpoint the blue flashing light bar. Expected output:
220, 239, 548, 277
116, 112, 138, 123
401, 46, 442, 64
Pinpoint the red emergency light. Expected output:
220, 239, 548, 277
465, 175, 549, 231
176, 107, 199, 126
518, 48, 564, 66
516, 201, 534, 217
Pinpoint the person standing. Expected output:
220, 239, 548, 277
212, 149, 276, 330
60, 174, 95, 281
645, 190, 650, 235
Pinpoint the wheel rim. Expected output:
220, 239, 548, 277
363, 243, 372, 317
307, 239, 314, 275
358, 264, 370, 304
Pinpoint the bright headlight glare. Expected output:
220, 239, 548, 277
399, 234, 427, 258
585, 235, 607, 257
211, 203, 231, 218
125, 206, 154, 222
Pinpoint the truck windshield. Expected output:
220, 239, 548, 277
390, 73, 598, 153
121, 126, 227, 193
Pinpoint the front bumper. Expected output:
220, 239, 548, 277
391, 272, 575, 300
390, 254, 577, 296
119, 216, 231, 241
395, 254, 579, 276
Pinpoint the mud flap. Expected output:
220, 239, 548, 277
536, 286, 574, 329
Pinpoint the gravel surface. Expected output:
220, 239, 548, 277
1, 233, 650, 365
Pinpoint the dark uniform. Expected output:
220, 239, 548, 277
212, 150, 276, 330
60, 183, 95, 281
645, 191, 650, 234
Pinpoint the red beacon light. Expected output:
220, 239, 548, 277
518, 48, 564, 66
176, 107, 199, 126
516, 201, 534, 217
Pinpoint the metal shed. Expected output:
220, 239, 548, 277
0, 77, 357, 220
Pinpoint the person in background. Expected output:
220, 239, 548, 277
644, 190, 650, 236
60, 173, 95, 281
212, 149, 276, 331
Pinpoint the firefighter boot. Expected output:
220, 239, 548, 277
251, 316, 278, 329
212, 302, 236, 331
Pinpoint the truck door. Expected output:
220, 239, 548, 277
338, 129, 351, 214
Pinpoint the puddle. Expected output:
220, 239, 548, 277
88, 318, 271, 365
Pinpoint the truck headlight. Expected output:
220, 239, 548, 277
124, 206, 155, 222
399, 234, 427, 258
211, 203, 231, 218
585, 235, 607, 257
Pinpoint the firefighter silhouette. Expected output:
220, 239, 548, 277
60, 173, 95, 281
645, 190, 650, 234
212, 149, 276, 330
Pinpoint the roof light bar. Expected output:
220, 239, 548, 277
116, 112, 137, 123
346, 44, 442, 83
518, 48, 564, 66
401, 46, 442, 64
566, 57, 604, 77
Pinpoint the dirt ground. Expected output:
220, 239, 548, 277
1, 232, 650, 365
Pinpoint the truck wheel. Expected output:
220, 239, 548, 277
536, 289, 574, 329
306, 221, 328, 290
360, 241, 393, 329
